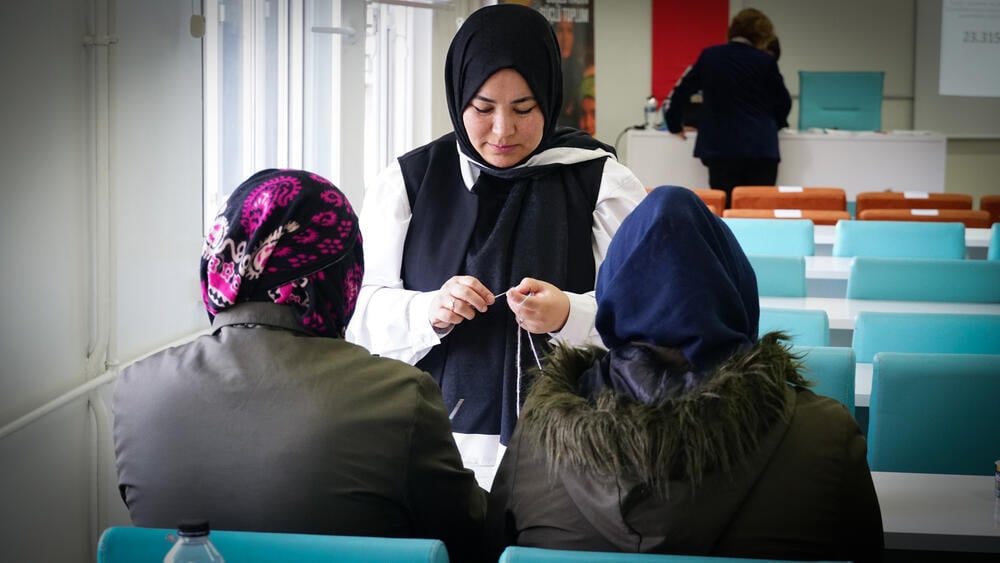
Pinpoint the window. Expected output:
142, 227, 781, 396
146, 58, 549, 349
364, 2, 433, 187
203, 0, 434, 228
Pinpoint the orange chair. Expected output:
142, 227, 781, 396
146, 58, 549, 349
646, 186, 726, 216
980, 194, 1000, 224
730, 186, 847, 211
722, 208, 850, 226
690, 188, 726, 216
855, 191, 972, 217
858, 208, 992, 228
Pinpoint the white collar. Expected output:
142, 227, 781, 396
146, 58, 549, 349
457, 141, 615, 191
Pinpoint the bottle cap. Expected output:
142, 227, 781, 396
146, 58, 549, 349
177, 519, 211, 537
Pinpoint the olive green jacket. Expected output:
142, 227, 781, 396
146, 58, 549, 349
486, 334, 883, 562
114, 302, 485, 563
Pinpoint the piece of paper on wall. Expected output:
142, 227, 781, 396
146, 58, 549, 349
939, 0, 1000, 97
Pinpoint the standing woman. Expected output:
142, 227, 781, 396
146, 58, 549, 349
663, 8, 792, 207
347, 3, 646, 488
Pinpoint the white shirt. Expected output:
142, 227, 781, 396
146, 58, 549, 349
346, 145, 647, 364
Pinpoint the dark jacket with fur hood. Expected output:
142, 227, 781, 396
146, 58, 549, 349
484, 334, 883, 563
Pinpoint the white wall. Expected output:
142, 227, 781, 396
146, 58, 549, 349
0, 1, 205, 561
593, 0, 652, 144
0, 1, 96, 558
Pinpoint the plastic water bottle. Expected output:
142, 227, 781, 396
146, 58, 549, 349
644, 96, 658, 129
163, 520, 226, 563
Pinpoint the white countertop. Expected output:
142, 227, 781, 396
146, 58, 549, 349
758, 296, 1000, 331
873, 471, 1000, 553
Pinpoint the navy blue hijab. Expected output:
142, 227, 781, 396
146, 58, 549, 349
595, 186, 759, 375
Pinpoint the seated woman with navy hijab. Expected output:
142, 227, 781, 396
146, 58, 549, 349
485, 186, 883, 562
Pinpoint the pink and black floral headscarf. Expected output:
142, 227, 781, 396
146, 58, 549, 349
200, 169, 363, 338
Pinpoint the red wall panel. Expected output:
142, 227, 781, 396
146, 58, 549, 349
651, 0, 729, 103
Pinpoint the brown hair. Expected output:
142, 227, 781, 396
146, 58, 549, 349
727, 8, 775, 49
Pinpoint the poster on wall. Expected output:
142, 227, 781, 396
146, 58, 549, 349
502, 0, 596, 134
939, 0, 1000, 97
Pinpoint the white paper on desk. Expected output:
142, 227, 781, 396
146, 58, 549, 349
911, 208, 940, 216
903, 191, 930, 199
778, 186, 804, 192
774, 209, 803, 218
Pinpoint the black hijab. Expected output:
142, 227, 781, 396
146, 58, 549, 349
445, 3, 591, 171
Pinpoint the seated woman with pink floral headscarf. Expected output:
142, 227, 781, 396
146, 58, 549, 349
113, 169, 484, 563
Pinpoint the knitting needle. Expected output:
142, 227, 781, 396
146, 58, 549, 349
448, 398, 464, 420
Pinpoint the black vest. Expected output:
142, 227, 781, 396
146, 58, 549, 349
399, 133, 606, 443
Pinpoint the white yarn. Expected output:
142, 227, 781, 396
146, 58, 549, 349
514, 323, 544, 417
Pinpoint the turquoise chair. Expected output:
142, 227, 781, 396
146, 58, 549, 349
759, 308, 829, 346
723, 218, 815, 256
832, 220, 965, 259
852, 311, 1000, 363
499, 546, 844, 563
989, 223, 999, 260
97, 527, 450, 563
747, 255, 807, 297
868, 352, 1000, 475
794, 345, 855, 415
846, 256, 1000, 302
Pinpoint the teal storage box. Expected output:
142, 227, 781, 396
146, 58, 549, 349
798, 71, 884, 131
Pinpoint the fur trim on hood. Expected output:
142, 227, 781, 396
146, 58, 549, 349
519, 332, 809, 496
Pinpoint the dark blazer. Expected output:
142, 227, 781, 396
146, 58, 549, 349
664, 41, 791, 161
113, 302, 486, 563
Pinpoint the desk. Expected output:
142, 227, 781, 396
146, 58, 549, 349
624, 129, 947, 201
814, 225, 992, 259
872, 472, 1000, 553
804, 256, 850, 298
856, 363, 873, 407
758, 296, 1000, 331
805, 255, 852, 280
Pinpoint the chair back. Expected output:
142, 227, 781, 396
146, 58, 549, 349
690, 188, 726, 216
858, 208, 991, 228
747, 255, 806, 297
854, 191, 972, 217
723, 218, 814, 256
851, 311, 1000, 363
759, 308, 829, 346
989, 223, 1000, 261
832, 220, 965, 259
723, 209, 849, 226
499, 546, 843, 563
846, 257, 1000, 302
730, 186, 846, 211
794, 345, 855, 415
980, 194, 1000, 225
97, 527, 450, 563
647, 186, 725, 216
868, 352, 1000, 475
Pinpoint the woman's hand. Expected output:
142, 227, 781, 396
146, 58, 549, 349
506, 278, 570, 334
429, 275, 496, 330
